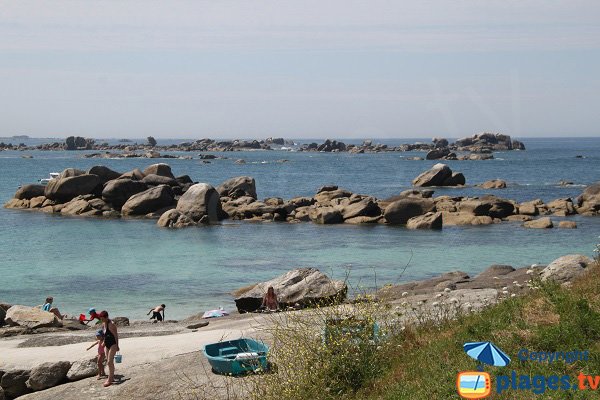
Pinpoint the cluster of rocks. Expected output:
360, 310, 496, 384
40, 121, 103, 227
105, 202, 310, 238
377, 254, 595, 319
297, 133, 525, 155
0, 306, 107, 398
5, 163, 599, 231
1, 137, 293, 154
0, 359, 100, 399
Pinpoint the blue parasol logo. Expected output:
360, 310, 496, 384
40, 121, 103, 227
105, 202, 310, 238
463, 341, 511, 368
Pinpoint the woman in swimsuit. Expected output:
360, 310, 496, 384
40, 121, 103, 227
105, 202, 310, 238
98, 310, 119, 387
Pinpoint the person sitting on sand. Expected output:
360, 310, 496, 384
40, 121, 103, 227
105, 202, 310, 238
99, 310, 119, 387
84, 307, 101, 325
261, 287, 279, 311
147, 304, 166, 322
86, 329, 107, 379
42, 297, 64, 319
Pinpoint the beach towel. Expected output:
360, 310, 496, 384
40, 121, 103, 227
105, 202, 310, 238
202, 308, 229, 319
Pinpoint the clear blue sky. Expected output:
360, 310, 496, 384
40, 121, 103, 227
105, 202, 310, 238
1, 1, 599, 139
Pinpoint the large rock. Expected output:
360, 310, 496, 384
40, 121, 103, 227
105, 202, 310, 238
412, 163, 453, 187
460, 196, 514, 218
384, 198, 435, 224
26, 361, 71, 391
310, 207, 344, 224
406, 212, 442, 229
14, 185, 46, 200
1, 370, 30, 398
4, 306, 60, 329
217, 176, 257, 199
442, 212, 493, 226
66, 356, 98, 381
121, 185, 174, 216
442, 172, 466, 186
233, 268, 347, 313
142, 163, 175, 179
540, 254, 594, 284
59, 168, 85, 179
119, 168, 145, 181
102, 179, 148, 209
142, 174, 178, 186
425, 148, 450, 160
577, 182, 600, 214
338, 198, 381, 220
314, 189, 352, 205
524, 217, 553, 229
176, 183, 222, 222
87, 166, 121, 183
44, 174, 102, 202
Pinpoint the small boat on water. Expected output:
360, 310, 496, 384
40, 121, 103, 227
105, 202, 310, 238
39, 172, 60, 185
203, 338, 269, 375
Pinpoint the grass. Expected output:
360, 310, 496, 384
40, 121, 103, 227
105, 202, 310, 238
358, 261, 600, 400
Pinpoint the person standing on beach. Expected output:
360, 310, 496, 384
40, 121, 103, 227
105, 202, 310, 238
98, 311, 119, 387
42, 297, 65, 319
147, 304, 166, 322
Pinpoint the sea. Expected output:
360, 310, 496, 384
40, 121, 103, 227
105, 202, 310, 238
0, 137, 599, 320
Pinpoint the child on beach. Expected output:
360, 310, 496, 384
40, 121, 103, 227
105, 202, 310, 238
147, 304, 166, 322
86, 329, 106, 379
84, 308, 101, 325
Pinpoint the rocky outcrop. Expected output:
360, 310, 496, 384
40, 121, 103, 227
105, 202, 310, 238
14, 185, 46, 200
102, 179, 149, 209
454, 133, 522, 151
540, 254, 594, 284
4, 306, 61, 329
1, 370, 30, 398
384, 198, 435, 224
217, 176, 257, 199
233, 268, 347, 313
44, 174, 102, 203
26, 361, 71, 391
121, 185, 174, 216
175, 183, 222, 223
523, 217, 553, 229
406, 212, 442, 229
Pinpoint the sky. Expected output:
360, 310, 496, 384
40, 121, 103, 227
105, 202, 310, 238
1, 1, 599, 139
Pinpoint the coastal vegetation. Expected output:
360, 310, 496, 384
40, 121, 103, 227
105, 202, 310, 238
179, 245, 600, 400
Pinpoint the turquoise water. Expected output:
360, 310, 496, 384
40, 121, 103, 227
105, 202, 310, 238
1, 137, 599, 319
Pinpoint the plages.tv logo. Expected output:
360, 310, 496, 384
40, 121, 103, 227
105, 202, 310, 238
457, 341, 511, 399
